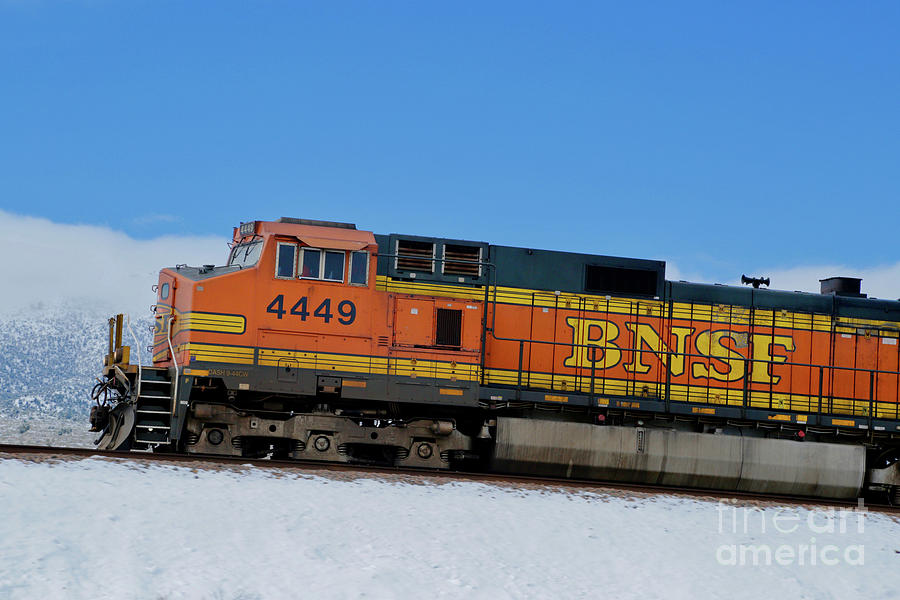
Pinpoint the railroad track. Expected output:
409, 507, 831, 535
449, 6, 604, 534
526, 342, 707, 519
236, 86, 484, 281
1, 442, 898, 514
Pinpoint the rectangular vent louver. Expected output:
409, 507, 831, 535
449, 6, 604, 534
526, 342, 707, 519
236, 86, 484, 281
435, 308, 462, 348
396, 240, 435, 272
443, 244, 481, 277
585, 265, 658, 297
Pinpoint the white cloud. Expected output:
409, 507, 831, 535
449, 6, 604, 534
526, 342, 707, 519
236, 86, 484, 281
1, 210, 897, 319
741, 263, 900, 300
0, 210, 227, 316
663, 261, 712, 285
666, 259, 899, 300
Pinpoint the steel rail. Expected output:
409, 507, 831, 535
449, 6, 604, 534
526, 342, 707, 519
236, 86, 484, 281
1, 443, 897, 514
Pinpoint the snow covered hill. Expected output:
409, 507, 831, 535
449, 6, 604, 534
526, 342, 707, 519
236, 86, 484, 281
1, 457, 899, 600
0, 304, 152, 422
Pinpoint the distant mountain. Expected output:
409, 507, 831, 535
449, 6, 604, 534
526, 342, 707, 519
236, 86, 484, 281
0, 305, 152, 420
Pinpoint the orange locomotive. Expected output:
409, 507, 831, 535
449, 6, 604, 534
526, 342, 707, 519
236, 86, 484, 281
92, 218, 900, 500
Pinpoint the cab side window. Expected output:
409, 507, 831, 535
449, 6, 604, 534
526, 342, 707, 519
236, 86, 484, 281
350, 251, 368, 285
323, 251, 345, 282
276, 243, 297, 279
301, 249, 321, 278
297, 247, 368, 284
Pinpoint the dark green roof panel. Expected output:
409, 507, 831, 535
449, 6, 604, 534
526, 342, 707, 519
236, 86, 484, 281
374, 231, 900, 323
490, 245, 665, 298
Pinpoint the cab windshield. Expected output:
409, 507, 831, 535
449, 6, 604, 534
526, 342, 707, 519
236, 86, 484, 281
228, 240, 263, 267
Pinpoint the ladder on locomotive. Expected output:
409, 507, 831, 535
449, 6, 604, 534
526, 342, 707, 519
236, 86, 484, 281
133, 367, 174, 449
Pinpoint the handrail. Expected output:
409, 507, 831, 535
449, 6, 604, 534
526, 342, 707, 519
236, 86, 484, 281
376, 248, 898, 420
488, 330, 900, 420
486, 329, 900, 377
125, 313, 143, 403
167, 316, 180, 416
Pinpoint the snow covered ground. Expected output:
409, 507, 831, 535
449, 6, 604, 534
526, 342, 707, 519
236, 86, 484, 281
1, 457, 899, 600
0, 416, 95, 448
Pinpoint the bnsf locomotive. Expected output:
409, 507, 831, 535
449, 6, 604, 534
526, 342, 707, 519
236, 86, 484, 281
91, 218, 900, 500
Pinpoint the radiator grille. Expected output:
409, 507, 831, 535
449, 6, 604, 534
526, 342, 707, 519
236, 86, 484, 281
443, 244, 481, 277
435, 308, 462, 348
396, 240, 435, 272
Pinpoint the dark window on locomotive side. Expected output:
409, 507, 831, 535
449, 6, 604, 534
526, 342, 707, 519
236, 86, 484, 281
301, 249, 321, 278
584, 265, 657, 297
435, 308, 462, 348
276, 243, 297, 278
350, 251, 368, 285
323, 250, 345, 282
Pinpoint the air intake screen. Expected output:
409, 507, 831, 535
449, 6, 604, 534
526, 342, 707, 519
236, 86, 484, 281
396, 240, 435, 272
585, 265, 658, 297
443, 244, 481, 277
435, 309, 462, 347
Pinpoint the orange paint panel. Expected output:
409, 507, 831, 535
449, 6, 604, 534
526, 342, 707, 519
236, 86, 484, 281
877, 337, 900, 412
526, 300, 557, 387
831, 333, 856, 403
394, 298, 435, 347
855, 335, 878, 403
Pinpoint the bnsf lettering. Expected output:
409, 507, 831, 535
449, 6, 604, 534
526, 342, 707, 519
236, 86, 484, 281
266, 295, 356, 325
563, 317, 795, 383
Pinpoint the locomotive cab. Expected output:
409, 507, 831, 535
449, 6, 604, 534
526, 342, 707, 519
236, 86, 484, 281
150, 218, 378, 370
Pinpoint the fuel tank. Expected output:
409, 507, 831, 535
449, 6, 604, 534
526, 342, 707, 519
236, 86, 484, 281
491, 417, 865, 499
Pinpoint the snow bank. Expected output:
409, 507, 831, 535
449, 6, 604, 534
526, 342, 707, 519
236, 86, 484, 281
1, 458, 899, 599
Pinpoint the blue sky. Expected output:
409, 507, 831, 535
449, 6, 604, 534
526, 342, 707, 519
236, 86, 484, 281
1, 1, 898, 288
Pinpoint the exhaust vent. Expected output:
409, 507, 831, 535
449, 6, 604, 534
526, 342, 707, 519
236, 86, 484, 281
396, 240, 435, 273
443, 244, 482, 277
820, 277, 865, 298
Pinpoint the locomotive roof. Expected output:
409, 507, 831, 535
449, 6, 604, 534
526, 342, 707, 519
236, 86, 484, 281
216, 219, 900, 320
238, 219, 377, 250
372, 230, 900, 320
